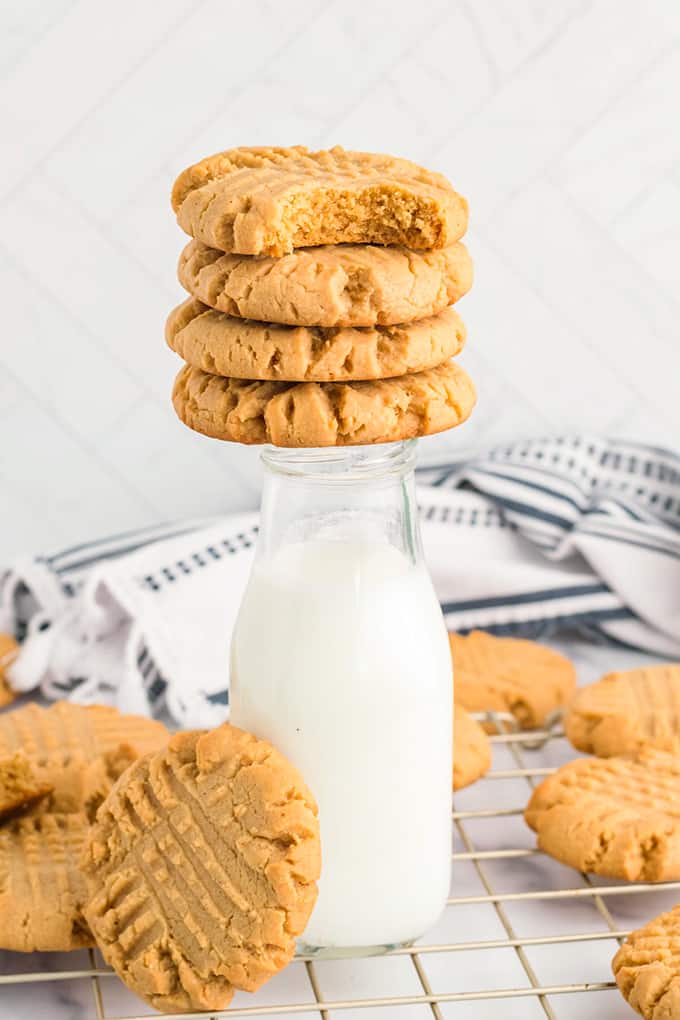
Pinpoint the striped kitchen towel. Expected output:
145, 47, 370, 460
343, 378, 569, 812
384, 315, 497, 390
0, 435, 678, 727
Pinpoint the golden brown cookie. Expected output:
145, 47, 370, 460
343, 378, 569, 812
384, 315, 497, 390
565, 664, 680, 757
613, 904, 680, 1018
453, 706, 491, 791
0, 701, 169, 817
83, 724, 320, 1014
178, 238, 473, 327
166, 297, 467, 383
449, 630, 577, 730
0, 812, 93, 951
0, 753, 53, 822
0, 633, 19, 708
525, 749, 680, 881
173, 360, 476, 448
172, 146, 468, 256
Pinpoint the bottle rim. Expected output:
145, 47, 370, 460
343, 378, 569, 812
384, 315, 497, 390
261, 440, 418, 480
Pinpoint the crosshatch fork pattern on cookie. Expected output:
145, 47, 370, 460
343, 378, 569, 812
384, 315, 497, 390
2, 713, 680, 1019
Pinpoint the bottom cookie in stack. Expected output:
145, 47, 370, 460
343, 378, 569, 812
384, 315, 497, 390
173, 360, 476, 447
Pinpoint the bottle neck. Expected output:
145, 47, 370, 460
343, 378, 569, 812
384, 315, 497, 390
257, 441, 422, 564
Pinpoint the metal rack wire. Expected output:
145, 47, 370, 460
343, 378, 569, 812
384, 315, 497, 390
1, 712, 675, 1019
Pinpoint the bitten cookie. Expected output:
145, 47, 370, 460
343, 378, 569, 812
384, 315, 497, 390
172, 146, 468, 256
565, 663, 680, 757
173, 361, 476, 447
453, 706, 491, 791
0, 753, 53, 822
0, 633, 19, 708
613, 904, 680, 1019
525, 749, 680, 881
0, 701, 169, 817
449, 630, 576, 729
0, 813, 92, 951
178, 238, 473, 327
83, 724, 320, 1014
166, 297, 467, 382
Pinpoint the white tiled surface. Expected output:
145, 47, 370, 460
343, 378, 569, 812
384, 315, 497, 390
1, 0, 679, 562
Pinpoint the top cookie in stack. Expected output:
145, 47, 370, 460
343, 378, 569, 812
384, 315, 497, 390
167, 146, 476, 447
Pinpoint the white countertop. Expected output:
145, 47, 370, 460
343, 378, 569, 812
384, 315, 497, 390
0, 638, 666, 1020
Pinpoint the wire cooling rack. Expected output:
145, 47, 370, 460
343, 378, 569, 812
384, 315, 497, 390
2, 713, 679, 1020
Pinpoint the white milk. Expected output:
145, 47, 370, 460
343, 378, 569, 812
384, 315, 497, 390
230, 538, 453, 950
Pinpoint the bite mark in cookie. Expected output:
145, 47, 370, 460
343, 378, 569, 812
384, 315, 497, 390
172, 146, 468, 256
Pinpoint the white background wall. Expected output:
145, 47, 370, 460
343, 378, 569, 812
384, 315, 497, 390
1, 0, 679, 561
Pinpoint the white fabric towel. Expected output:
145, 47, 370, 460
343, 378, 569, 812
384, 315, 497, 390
1, 435, 678, 728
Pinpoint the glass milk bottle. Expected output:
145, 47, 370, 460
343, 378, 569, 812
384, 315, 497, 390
230, 440, 452, 955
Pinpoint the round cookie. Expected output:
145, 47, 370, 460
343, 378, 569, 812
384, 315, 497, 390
0, 632, 19, 708
0, 701, 169, 817
525, 748, 680, 882
173, 361, 476, 447
613, 904, 680, 1019
83, 724, 320, 1014
166, 297, 467, 382
172, 145, 468, 256
449, 630, 576, 730
565, 663, 680, 757
453, 705, 491, 791
0, 812, 93, 951
178, 238, 473, 327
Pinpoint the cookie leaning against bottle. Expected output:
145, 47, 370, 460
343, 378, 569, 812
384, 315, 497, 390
83, 723, 321, 1014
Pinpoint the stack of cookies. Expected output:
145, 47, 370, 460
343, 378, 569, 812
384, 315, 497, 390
166, 146, 476, 447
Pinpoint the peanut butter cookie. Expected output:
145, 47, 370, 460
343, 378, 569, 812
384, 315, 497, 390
525, 749, 680, 881
0, 633, 19, 708
173, 360, 475, 447
0, 812, 93, 951
166, 297, 467, 382
178, 238, 473, 327
0, 701, 169, 817
565, 664, 680, 757
613, 904, 680, 1018
453, 706, 491, 791
0, 753, 53, 821
172, 146, 468, 256
83, 724, 320, 1014
449, 630, 576, 730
